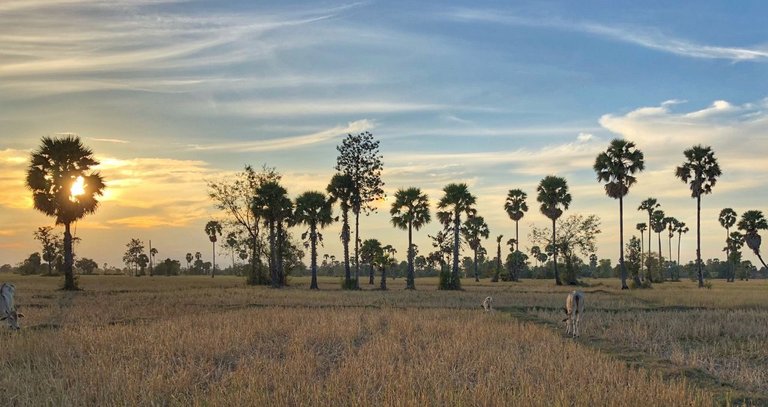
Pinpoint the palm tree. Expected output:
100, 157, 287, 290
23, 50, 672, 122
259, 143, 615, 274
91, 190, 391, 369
504, 189, 528, 252
675, 222, 689, 268
536, 176, 572, 285
185, 252, 193, 273
675, 145, 722, 288
225, 232, 238, 271
664, 216, 680, 266
650, 209, 666, 281
493, 235, 504, 282
390, 187, 431, 290
327, 174, 355, 288
530, 245, 541, 268
638, 198, 660, 282
360, 239, 382, 286
462, 215, 490, 282
204, 221, 222, 278
636, 223, 647, 278
379, 244, 396, 290
149, 246, 158, 277
292, 191, 334, 289
594, 138, 645, 290
737, 210, 768, 269
252, 181, 292, 287
719, 208, 738, 282
26, 135, 106, 290
436, 183, 477, 290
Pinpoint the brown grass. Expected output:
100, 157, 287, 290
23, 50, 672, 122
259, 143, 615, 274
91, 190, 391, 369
0, 275, 736, 406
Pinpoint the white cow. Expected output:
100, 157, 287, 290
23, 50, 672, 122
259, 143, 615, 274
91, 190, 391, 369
562, 290, 584, 338
0, 283, 24, 330
481, 296, 493, 312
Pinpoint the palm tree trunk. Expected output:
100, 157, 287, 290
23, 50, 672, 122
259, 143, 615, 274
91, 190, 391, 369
657, 232, 662, 282
553, 218, 561, 286
639, 231, 644, 281
696, 194, 703, 288
310, 224, 318, 289
648, 213, 653, 282
354, 211, 360, 289
407, 222, 415, 289
342, 210, 351, 288
515, 220, 520, 252
474, 248, 479, 282
277, 222, 285, 286
677, 233, 682, 281
452, 210, 461, 289
369, 262, 375, 285
667, 234, 673, 280
619, 197, 630, 289
63, 222, 76, 290
725, 227, 732, 282
380, 265, 387, 290
211, 241, 216, 279
269, 220, 278, 288
493, 241, 501, 282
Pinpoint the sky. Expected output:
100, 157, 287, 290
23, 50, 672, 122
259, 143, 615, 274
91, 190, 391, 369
1, 0, 767, 270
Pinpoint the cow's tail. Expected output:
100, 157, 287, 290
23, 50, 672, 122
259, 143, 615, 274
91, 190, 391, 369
573, 294, 580, 315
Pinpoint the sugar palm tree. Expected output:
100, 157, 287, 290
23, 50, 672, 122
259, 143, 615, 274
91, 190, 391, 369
675, 222, 688, 268
504, 189, 528, 252
675, 145, 721, 287
650, 209, 666, 281
737, 210, 768, 269
378, 244, 396, 290
149, 247, 158, 277
205, 221, 222, 278
664, 216, 680, 265
718, 208, 738, 282
437, 183, 477, 290
536, 176, 571, 286
360, 238, 382, 286
493, 235, 504, 282
252, 181, 292, 287
26, 135, 106, 290
638, 198, 660, 282
462, 215, 490, 282
292, 191, 334, 289
185, 253, 193, 273
636, 223, 647, 278
390, 187, 431, 290
327, 173, 355, 289
594, 138, 645, 290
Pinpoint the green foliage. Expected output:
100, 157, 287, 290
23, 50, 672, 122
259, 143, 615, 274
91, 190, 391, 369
75, 257, 98, 275
153, 258, 181, 276
17, 252, 43, 275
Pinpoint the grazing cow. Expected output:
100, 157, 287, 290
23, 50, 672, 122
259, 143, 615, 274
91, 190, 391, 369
562, 291, 584, 338
0, 283, 24, 330
481, 296, 493, 312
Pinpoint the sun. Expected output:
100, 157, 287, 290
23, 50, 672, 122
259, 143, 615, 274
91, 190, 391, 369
70, 176, 85, 197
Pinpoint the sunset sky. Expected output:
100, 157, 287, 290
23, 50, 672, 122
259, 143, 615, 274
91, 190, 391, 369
1, 1, 767, 269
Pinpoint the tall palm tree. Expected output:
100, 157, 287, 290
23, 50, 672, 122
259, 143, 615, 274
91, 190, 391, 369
650, 209, 666, 281
718, 208, 738, 282
504, 189, 528, 252
493, 235, 504, 282
664, 216, 680, 266
327, 174, 355, 288
292, 191, 334, 289
636, 223, 647, 278
205, 221, 222, 278
675, 222, 689, 268
638, 198, 660, 282
594, 138, 645, 290
737, 210, 768, 269
26, 135, 106, 290
185, 252, 193, 273
436, 183, 477, 290
390, 187, 431, 290
675, 145, 722, 288
252, 181, 292, 287
536, 176, 571, 286
462, 215, 490, 282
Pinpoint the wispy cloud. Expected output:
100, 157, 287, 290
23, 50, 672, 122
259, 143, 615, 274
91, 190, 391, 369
89, 137, 130, 144
188, 119, 375, 152
445, 8, 768, 62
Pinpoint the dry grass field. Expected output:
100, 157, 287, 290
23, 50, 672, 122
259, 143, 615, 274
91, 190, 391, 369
2, 275, 766, 406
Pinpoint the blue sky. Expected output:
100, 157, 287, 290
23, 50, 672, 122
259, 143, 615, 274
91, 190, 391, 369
1, 0, 767, 269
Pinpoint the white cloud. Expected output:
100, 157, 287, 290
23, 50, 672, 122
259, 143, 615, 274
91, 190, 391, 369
445, 8, 768, 62
577, 132, 594, 143
187, 119, 375, 152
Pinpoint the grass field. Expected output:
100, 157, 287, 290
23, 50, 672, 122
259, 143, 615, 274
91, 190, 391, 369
2, 275, 766, 406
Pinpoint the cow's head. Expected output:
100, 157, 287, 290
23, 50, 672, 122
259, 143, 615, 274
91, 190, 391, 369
1, 308, 24, 330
